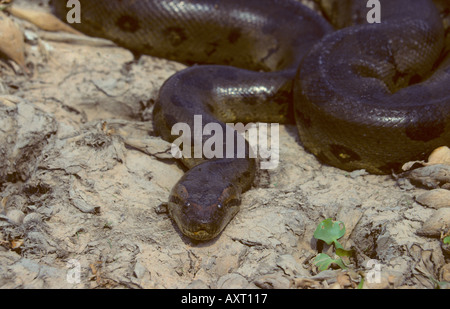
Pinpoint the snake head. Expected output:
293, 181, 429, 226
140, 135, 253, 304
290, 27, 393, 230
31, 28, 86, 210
167, 176, 242, 241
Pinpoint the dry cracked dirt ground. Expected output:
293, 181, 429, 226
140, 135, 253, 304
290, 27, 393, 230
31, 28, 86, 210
0, 0, 449, 289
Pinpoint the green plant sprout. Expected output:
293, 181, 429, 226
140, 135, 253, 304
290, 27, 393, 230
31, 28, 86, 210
313, 253, 347, 271
429, 276, 450, 289
313, 218, 352, 271
444, 235, 450, 244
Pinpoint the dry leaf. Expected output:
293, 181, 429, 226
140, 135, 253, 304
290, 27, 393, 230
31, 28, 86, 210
89, 263, 98, 275
293, 277, 321, 289
336, 272, 353, 288
8, 6, 82, 35
10, 238, 24, 249
0, 11, 26, 68
427, 146, 450, 165
402, 147, 450, 172
1, 196, 7, 209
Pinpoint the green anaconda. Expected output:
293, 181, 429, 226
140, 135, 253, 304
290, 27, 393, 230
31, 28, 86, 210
52, 0, 450, 241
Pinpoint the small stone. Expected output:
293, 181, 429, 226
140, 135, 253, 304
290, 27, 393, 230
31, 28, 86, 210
133, 261, 147, 279
349, 169, 368, 178
37, 206, 54, 218
216, 273, 249, 289
22, 213, 42, 225
6, 209, 25, 224
23, 30, 39, 45
440, 263, 450, 282
427, 146, 450, 165
254, 273, 291, 289
186, 279, 209, 289
417, 208, 450, 237
406, 164, 450, 189
416, 189, 450, 209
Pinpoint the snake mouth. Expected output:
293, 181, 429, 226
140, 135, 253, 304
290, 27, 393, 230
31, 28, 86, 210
182, 228, 218, 241
168, 204, 224, 241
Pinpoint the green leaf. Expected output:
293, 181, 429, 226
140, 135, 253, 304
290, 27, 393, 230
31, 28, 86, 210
313, 253, 334, 271
334, 240, 344, 250
429, 276, 450, 289
313, 253, 347, 271
334, 258, 347, 270
357, 276, 365, 289
336, 247, 353, 257
444, 236, 450, 244
313, 218, 346, 246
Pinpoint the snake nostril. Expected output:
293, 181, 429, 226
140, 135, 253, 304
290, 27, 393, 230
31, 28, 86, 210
194, 222, 211, 234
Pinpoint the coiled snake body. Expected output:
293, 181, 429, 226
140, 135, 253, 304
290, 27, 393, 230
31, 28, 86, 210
52, 0, 450, 240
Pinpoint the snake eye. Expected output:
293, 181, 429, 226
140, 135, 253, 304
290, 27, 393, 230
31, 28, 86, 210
217, 203, 223, 210
184, 202, 191, 208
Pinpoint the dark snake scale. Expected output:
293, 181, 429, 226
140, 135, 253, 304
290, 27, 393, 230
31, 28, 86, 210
52, 0, 450, 240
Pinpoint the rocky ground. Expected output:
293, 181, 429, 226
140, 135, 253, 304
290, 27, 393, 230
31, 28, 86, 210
0, 0, 449, 289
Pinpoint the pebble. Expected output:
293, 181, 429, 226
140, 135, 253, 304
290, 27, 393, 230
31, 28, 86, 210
427, 146, 450, 165
349, 169, 368, 178
6, 209, 25, 224
440, 263, 450, 282
417, 208, 450, 237
216, 273, 249, 289
406, 164, 450, 189
133, 261, 147, 279
22, 212, 42, 225
185, 279, 209, 289
416, 189, 450, 209
254, 273, 291, 289
23, 30, 39, 45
